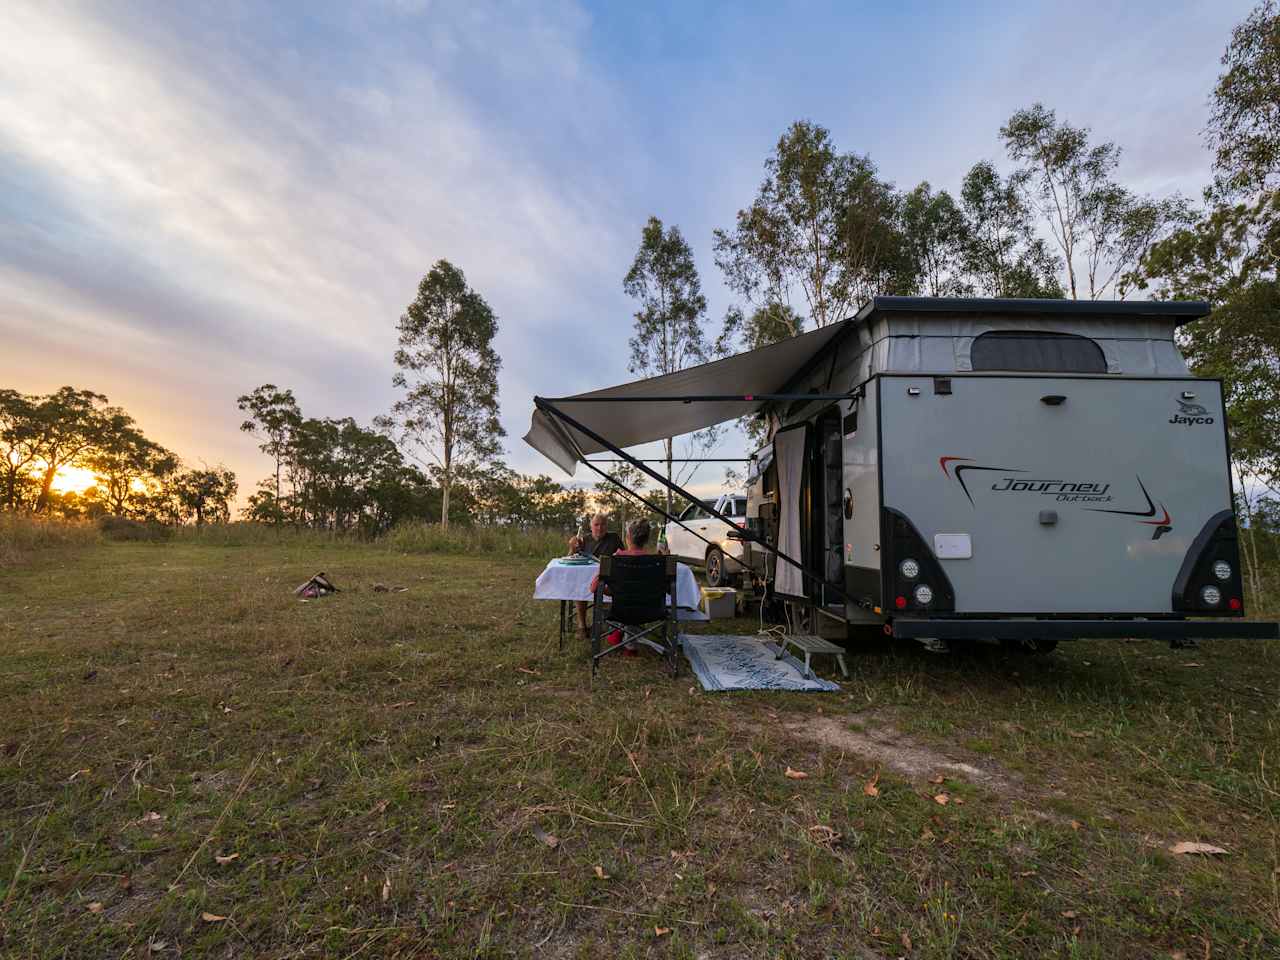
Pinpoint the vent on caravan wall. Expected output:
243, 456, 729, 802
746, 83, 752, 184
882, 508, 955, 614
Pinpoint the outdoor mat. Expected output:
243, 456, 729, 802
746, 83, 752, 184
680, 634, 841, 692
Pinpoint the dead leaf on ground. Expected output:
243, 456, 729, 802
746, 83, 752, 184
531, 825, 559, 849
214, 852, 239, 865
1169, 841, 1227, 856
200, 912, 227, 923
933, 793, 950, 806
517, 667, 540, 676
594, 865, 610, 880
1018, 870, 1036, 877
381, 875, 391, 902
928, 774, 945, 784
87, 902, 104, 914
901, 930, 913, 951
808, 825, 841, 845
863, 773, 880, 797
784, 766, 809, 780
1060, 910, 1079, 919
654, 926, 671, 937
1070, 820, 1083, 831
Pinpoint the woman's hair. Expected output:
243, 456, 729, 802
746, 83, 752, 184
625, 518, 651, 548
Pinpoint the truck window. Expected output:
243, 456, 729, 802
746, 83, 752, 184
971, 330, 1107, 373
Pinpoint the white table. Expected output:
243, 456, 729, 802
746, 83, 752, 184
534, 557, 707, 645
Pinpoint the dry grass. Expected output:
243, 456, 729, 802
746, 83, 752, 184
0, 538, 1277, 958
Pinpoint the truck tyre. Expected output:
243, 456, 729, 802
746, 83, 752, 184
1002, 638, 1059, 655
705, 547, 727, 588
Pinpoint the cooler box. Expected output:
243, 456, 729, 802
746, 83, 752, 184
701, 587, 737, 619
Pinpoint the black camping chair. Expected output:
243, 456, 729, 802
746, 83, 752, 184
590, 554, 679, 679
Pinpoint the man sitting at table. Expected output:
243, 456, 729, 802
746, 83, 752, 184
568, 512, 623, 639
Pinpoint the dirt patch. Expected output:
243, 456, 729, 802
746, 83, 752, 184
787, 715, 1016, 792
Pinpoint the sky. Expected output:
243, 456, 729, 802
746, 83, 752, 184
0, 0, 1256, 501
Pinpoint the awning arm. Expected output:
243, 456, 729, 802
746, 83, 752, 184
535, 397, 870, 613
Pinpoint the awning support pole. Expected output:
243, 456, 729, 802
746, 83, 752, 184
534, 397, 869, 613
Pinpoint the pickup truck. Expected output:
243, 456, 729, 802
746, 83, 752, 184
664, 493, 748, 587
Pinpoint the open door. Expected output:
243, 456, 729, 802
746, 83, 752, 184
773, 424, 809, 599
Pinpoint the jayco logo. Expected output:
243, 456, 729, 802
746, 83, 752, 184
1169, 397, 1214, 426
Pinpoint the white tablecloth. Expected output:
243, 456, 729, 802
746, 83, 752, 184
533, 557, 706, 618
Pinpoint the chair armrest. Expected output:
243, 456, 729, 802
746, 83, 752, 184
600, 555, 613, 578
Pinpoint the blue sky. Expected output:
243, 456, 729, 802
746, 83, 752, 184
0, 0, 1253, 497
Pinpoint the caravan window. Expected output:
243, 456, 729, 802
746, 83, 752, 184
971, 331, 1107, 373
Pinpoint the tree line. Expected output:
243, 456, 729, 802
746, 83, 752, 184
0, 386, 237, 524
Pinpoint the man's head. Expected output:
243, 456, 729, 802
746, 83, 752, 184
590, 512, 609, 540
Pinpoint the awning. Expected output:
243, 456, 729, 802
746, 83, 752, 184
524, 320, 853, 474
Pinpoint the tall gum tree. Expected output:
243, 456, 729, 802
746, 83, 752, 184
624, 216, 717, 512
380, 259, 504, 529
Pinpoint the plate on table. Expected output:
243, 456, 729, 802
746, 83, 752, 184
556, 555, 596, 566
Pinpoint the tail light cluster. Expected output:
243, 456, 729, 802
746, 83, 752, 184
883, 508, 954, 614
1173, 510, 1245, 616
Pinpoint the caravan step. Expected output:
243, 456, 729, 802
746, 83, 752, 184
776, 634, 849, 680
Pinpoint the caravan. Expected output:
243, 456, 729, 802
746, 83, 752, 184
525, 297, 1278, 650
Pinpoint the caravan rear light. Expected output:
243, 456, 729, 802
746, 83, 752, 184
1200, 585, 1222, 607
894, 595, 907, 609
1229, 597, 1242, 611
913, 584, 933, 606
1212, 560, 1232, 581
899, 558, 920, 579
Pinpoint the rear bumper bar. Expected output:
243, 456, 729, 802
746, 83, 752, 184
892, 618, 1280, 641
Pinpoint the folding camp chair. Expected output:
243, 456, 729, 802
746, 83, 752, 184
590, 554, 679, 679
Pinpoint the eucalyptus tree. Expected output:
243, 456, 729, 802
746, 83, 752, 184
624, 216, 717, 511
381, 259, 504, 529
714, 120, 908, 329
959, 161, 1063, 298
84, 411, 177, 516
27, 387, 111, 513
175, 466, 238, 526
237, 384, 301, 509
0, 389, 40, 510
901, 183, 971, 296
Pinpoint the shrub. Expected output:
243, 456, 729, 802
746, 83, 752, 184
0, 512, 99, 566
97, 515, 172, 542
382, 521, 563, 558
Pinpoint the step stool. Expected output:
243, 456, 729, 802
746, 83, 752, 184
776, 634, 849, 679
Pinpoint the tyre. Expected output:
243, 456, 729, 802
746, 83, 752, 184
1001, 637, 1059, 655
705, 547, 727, 588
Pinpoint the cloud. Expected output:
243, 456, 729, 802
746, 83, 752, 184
0, 0, 639, 486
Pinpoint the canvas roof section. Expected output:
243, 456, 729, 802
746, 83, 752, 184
524, 319, 852, 474
856, 296, 1211, 324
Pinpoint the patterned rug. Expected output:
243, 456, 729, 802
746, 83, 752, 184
681, 634, 841, 692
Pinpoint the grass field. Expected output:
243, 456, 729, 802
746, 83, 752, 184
1, 537, 1278, 958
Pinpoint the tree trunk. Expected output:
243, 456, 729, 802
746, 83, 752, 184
664, 437, 673, 516
35, 465, 56, 513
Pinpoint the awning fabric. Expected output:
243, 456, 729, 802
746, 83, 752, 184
524, 320, 852, 474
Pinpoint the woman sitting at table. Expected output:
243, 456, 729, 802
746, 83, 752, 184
590, 518, 654, 657
569, 512, 623, 640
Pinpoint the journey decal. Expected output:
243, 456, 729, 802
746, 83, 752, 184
939, 457, 1173, 540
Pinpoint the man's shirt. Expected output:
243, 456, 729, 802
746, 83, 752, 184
580, 532, 623, 558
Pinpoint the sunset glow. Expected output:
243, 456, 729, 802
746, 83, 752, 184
49, 466, 99, 495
